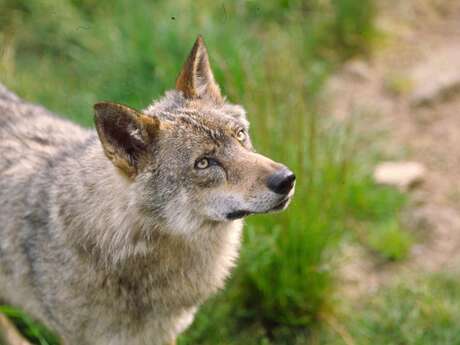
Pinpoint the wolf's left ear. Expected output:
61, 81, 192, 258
176, 35, 223, 104
94, 102, 160, 178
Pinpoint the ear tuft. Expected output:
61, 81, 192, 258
94, 102, 160, 177
176, 35, 223, 104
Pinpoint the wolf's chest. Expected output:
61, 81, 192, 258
107, 221, 243, 314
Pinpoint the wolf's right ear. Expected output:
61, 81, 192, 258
94, 102, 160, 178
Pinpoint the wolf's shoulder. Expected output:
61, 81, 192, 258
0, 83, 92, 145
0, 83, 21, 102
0, 82, 94, 178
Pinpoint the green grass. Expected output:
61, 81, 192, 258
0, 0, 418, 344
317, 273, 460, 345
346, 177, 413, 261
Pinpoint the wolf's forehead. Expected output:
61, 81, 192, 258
171, 111, 237, 140
144, 91, 247, 140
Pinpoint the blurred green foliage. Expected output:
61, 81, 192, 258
0, 0, 413, 344
367, 218, 413, 261
346, 178, 413, 261
318, 273, 460, 345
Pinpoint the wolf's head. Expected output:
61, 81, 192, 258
94, 36, 295, 234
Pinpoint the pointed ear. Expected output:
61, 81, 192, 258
94, 102, 160, 177
176, 35, 223, 104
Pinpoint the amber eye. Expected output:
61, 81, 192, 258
195, 157, 210, 169
236, 129, 246, 142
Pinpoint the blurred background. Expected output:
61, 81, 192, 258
1, 0, 460, 344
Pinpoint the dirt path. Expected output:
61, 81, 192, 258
327, 0, 460, 295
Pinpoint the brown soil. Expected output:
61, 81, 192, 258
327, 0, 460, 295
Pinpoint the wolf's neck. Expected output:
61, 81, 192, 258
51, 141, 144, 265
53, 139, 242, 271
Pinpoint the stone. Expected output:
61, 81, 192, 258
373, 161, 426, 191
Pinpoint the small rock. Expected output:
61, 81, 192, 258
409, 45, 460, 106
373, 161, 426, 191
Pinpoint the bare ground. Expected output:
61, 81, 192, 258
327, 0, 460, 295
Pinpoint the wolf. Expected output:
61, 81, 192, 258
0, 36, 295, 345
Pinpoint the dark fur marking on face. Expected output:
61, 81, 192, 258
226, 210, 251, 220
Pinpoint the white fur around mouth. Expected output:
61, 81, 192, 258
275, 197, 289, 208
270, 186, 295, 211
227, 196, 294, 220
270, 196, 291, 211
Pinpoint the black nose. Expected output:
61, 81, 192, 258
266, 169, 296, 195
